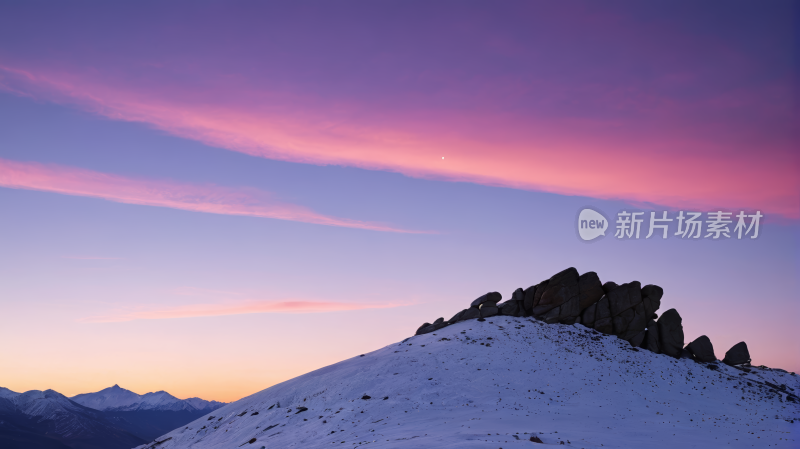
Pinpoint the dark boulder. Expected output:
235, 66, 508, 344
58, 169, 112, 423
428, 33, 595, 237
415, 323, 431, 336
479, 305, 499, 318
447, 309, 467, 324
499, 300, 521, 317
542, 293, 581, 324
580, 302, 597, 328
613, 308, 635, 335
522, 285, 537, 314
644, 319, 660, 353
607, 282, 642, 316
628, 330, 646, 348
433, 317, 444, 325
417, 320, 447, 335
686, 335, 716, 363
593, 296, 613, 334
578, 272, 604, 311
530, 280, 549, 312
470, 292, 502, 308
657, 309, 684, 358
532, 267, 580, 317
621, 302, 648, 341
512, 288, 524, 303
723, 342, 751, 366
641, 284, 663, 319
602, 281, 619, 295
461, 307, 481, 321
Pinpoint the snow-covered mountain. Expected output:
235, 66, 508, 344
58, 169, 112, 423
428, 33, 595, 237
71, 385, 224, 413
0, 385, 226, 448
135, 316, 799, 449
0, 387, 145, 449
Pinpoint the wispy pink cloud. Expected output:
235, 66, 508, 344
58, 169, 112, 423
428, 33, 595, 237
80, 299, 405, 323
0, 157, 425, 233
1, 65, 796, 218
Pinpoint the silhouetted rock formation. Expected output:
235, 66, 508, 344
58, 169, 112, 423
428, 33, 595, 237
686, 335, 716, 363
413, 267, 753, 366
723, 342, 751, 366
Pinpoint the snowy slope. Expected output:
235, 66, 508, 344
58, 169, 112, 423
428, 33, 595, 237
71, 385, 224, 412
136, 316, 799, 449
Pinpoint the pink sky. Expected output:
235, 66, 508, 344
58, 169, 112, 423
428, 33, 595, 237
1, 65, 797, 219
0, 2, 796, 403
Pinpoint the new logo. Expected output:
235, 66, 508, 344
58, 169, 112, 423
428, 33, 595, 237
578, 208, 608, 241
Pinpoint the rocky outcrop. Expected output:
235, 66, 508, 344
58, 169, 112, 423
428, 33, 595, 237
723, 342, 751, 366
644, 319, 660, 353
412, 267, 753, 367
471, 292, 501, 308
686, 335, 716, 363
657, 309, 684, 358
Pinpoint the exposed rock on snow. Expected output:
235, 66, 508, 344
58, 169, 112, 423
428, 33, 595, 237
686, 336, 717, 363
135, 317, 799, 449
724, 341, 752, 366
657, 308, 685, 358
415, 267, 740, 368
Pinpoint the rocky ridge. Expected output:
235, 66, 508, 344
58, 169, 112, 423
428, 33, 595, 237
415, 267, 754, 368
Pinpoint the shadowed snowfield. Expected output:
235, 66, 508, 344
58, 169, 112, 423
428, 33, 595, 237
136, 317, 799, 448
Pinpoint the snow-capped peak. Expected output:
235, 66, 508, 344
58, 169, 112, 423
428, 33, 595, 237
71, 385, 225, 412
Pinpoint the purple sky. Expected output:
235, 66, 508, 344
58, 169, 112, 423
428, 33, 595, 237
0, 1, 797, 402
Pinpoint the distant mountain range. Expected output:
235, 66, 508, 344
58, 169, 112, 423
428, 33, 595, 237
0, 385, 225, 449
71, 385, 224, 413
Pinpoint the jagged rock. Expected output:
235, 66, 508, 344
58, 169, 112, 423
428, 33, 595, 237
415, 323, 431, 336
605, 282, 649, 341
578, 272, 604, 311
607, 281, 642, 316
641, 284, 663, 319
620, 302, 648, 341
417, 320, 447, 335
542, 294, 581, 324
593, 296, 613, 334
532, 267, 580, 318
602, 281, 618, 295
447, 309, 466, 324
644, 319, 660, 353
723, 342, 751, 366
530, 280, 549, 312
613, 308, 635, 335
512, 288, 524, 303
470, 292, 502, 308
461, 307, 481, 321
499, 300, 521, 317
560, 316, 579, 325
522, 285, 536, 314
628, 329, 646, 347
581, 302, 597, 328
657, 309, 684, 358
480, 306, 499, 318
686, 335, 716, 363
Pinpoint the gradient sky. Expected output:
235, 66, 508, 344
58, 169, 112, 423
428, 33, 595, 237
0, 1, 797, 403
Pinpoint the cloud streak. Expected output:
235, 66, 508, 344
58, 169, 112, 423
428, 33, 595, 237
0, 3, 795, 218
1, 64, 795, 219
80, 299, 404, 323
0, 157, 424, 233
